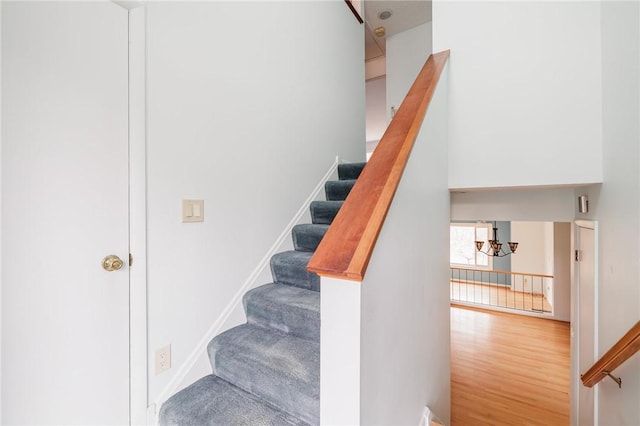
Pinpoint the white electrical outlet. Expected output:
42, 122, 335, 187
155, 344, 171, 375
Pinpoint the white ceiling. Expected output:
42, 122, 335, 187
363, 0, 432, 62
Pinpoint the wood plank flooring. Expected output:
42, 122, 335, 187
451, 306, 570, 426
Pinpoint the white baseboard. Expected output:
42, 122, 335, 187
146, 403, 158, 426
419, 406, 445, 426
152, 157, 340, 410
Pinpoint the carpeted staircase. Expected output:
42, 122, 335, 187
159, 162, 366, 426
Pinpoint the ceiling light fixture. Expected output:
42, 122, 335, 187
374, 26, 386, 37
475, 221, 519, 257
378, 9, 392, 20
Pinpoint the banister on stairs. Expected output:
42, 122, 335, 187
311, 50, 451, 425
307, 50, 450, 281
581, 320, 640, 388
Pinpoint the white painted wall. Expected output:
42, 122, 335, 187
544, 222, 555, 276
451, 188, 576, 222
144, 1, 364, 405
0, 3, 3, 420
434, 1, 603, 189
365, 56, 385, 81
320, 277, 362, 425
360, 62, 450, 425
578, 2, 640, 424
511, 222, 549, 294
553, 222, 571, 322
543, 222, 555, 302
386, 21, 432, 123
365, 76, 386, 154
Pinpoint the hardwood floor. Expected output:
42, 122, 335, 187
451, 306, 570, 426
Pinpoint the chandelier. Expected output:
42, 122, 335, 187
475, 221, 519, 257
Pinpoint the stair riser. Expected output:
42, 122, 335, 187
337, 162, 366, 180
208, 325, 319, 425
310, 200, 343, 225
292, 224, 328, 252
159, 375, 307, 426
270, 251, 320, 291
245, 308, 320, 343
244, 284, 320, 342
324, 179, 356, 201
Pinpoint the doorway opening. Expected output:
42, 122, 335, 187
449, 220, 571, 320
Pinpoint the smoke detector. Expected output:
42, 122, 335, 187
378, 9, 392, 20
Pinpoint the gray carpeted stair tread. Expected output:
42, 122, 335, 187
310, 200, 343, 224
158, 375, 308, 426
208, 324, 319, 425
270, 251, 319, 291
244, 283, 319, 342
325, 179, 356, 201
292, 224, 329, 252
338, 162, 367, 180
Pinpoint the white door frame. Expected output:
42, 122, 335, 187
113, 3, 148, 424
572, 219, 598, 426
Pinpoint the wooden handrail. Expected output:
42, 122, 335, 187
451, 267, 554, 279
344, 0, 363, 24
307, 51, 450, 281
581, 321, 640, 387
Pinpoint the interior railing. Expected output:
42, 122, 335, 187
307, 51, 450, 280
450, 267, 554, 314
581, 321, 640, 388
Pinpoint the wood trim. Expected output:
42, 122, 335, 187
581, 321, 640, 387
344, 0, 364, 24
451, 268, 554, 279
307, 51, 450, 281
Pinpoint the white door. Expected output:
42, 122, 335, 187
2, 2, 130, 423
576, 223, 596, 426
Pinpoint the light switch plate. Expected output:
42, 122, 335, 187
182, 199, 204, 223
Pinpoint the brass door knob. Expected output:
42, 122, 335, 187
102, 254, 124, 271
